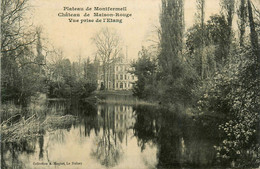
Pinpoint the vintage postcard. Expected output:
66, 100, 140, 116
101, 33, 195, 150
1, 0, 260, 168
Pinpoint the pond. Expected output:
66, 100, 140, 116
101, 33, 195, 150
1, 98, 222, 169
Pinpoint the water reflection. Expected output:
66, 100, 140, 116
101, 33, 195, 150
133, 106, 221, 168
91, 105, 127, 167
2, 100, 221, 169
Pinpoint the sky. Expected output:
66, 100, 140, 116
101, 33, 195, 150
27, 0, 259, 62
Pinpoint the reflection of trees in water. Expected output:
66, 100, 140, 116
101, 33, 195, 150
68, 99, 97, 116
1, 128, 54, 169
91, 104, 125, 167
91, 129, 123, 167
1, 128, 50, 168
1, 116, 76, 169
48, 100, 69, 115
133, 106, 184, 167
38, 129, 45, 159
69, 100, 102, 137
1, 138, 37, 169
157, 112, 183, 168
133, 106, 160, 151
133, 105, 220, 168
82, 115, 101, 137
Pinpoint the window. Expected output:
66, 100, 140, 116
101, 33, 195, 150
120, 75, 123, 80
132, 75, 134, 80
120, 82, 123, 88
116, 66, 118, 71
116, 75, 118, 80
125, 83, 126, 88
116, 83, 118, 88
125, 75, 127, 80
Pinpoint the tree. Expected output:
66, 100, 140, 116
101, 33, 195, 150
220, 0, 235, 61
196, 2, 260, 166
196, 0, 206, 78
207, 15, 230, 66
92, 27, 122, 90
237, 0, 247, 47
85, 57, 98, 84
131, 47, 157, 99
1, 0, 47, 104
247, 0, 260, 66
157, 0, 198, 105
1, 0, 36, 54
221, 0, 235, 29
159, 0, 184, 77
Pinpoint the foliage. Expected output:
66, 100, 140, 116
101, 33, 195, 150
48, 70, 97, 99
131, 1, 260, 167
186, 24, 208, 55
131, 47, 158, 100
198, 47, 260, 167
47, 52, 98, 99
207, 15, 231, 65
71, 80, 97, 98
1, 0, 50, 106
186, 14, 231, 74
2, 0, 260, 167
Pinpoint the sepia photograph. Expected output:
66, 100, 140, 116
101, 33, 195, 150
1, 0, 260, 168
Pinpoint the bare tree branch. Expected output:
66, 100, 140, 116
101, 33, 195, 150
92, 27, 122, 90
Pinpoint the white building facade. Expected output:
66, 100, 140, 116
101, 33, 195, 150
97, 55, 137, 90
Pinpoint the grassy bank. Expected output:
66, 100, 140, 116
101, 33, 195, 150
1, 94, 77, 143
1, 114, 77, 143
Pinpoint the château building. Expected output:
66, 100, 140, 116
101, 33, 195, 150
97, 53, 137, 90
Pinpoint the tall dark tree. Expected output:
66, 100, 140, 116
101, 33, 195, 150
238, 0, 247, 47
158, 0, 196, 104
159, 0, 185, 77
247, 0, 260, 65
220, 0, 235, 61
221, 0, 235, 29
196, 0, 206, 78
